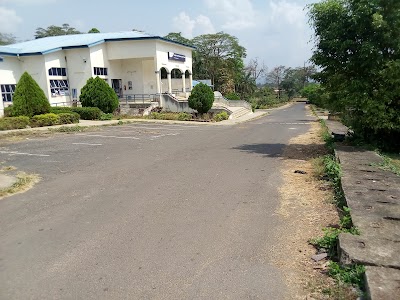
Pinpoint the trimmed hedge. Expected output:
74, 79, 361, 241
49, 107, 73, 114
58, 113, 80, 124
0, 116, 30, 130
50, 106, 102, 120
30, 113, 60, 127
71, 107, 102, 120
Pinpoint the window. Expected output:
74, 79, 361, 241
94, 67, 108, 76
50, 79, 70, 97
1, 84, 16, 102
48, 67, 67, 76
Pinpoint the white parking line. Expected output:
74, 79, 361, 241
72, 143, 103, 146
77, 134, 140, 140
0, 150, 50, 157
150, 133, 180, 139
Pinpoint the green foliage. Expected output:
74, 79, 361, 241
71, 107, 102, 120
310, 227, 341, 257
12, 72, 50, 117
214, 111, 229, 122
188, 83, 214, 114
225, 92, 241, 100
0, 116, 30, 130
49, 126, 87, 133
49, 107, 73, 114
4, 106, 14, 117
80, 77, 119, 113
164, 32, 193, 46
88, 28, 100, 33
35, 23, 81, 39
192, 32, 246, 94
30, 113, 60, 127
99, 113, 113, 120
308, 0, 400, 151
328, 262, 365, 288
58, 113, 80, 124
177, 112, 192, 121
0, 33, 16, 45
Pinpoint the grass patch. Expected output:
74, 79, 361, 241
1, 166, 17, 172
376, 153, 400, 176
48, 125, 89, 133
0, 172, 40, 199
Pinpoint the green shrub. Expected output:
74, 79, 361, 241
50, 107, 73, 114
71, 107, 102, 120
328, 262, 365, 288
12, 72, 50, 117
214, 111, 229, 122
4, 106, 14, 117
30, 113, 60, 127
225, 92, 241, 100
58, 113, 80, 124
100, 113, 113, 120
188, 82, 214, 114
0, 116, 30, 130
80, 77, 119, 113
177, 112, 192, 121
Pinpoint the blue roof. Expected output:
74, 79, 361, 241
0, 31, 194, 56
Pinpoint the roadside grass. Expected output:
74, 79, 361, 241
375, 153, 400, 176
0, 172, 40, 199
307, 108, 365, 298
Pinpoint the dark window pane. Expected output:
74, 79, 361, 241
62, 68, 66, 76
5, 85, 10, 92
104, 68, 108, 76
1, 85, 5, 92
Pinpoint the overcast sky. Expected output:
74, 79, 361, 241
0, 0, 319, 68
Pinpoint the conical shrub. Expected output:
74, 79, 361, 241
12, 72, 50, 117
80, 77, 119, 113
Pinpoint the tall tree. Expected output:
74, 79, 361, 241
0, 33, 16, 45
164, 32, 193, 46
266, 66, 286, 98
309, 0, 400, 150
192, 32, 246, 93
35, 24, 81, 39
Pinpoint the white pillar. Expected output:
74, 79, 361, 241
0, 99, 4, 117
155, 71, 161, 94
167, 72, 172, 94
189, 72, 193, 92
182, 74, 186, 93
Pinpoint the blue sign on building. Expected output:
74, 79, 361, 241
168, 52, 186, 62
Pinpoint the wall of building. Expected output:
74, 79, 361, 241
155, 40, 192, 74
107, 40, 156, 60
44, 51, 70, 105
65, 48, 91, 100
0, 56, 22, 115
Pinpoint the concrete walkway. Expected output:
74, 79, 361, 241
321, 117, 400, 300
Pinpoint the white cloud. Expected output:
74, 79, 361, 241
173, 12, 215, 39
0, 7, 22, 33
204, 0, 257, 30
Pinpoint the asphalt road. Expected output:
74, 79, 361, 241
0, 103, 314, 299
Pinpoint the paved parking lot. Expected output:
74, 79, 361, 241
0, 104, 315, 299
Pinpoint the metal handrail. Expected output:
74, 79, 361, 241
120, 94, 159, 104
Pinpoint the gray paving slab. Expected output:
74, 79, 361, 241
365, 266, 400, 300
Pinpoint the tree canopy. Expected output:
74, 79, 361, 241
308, 0, 400, 150
0, 33, 16, 45
88, 28, 100, 33
35, 24, 82, 39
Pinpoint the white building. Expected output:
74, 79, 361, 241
0, 31, 194, 116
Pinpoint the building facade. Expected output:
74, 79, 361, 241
0, 32, 194, 116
